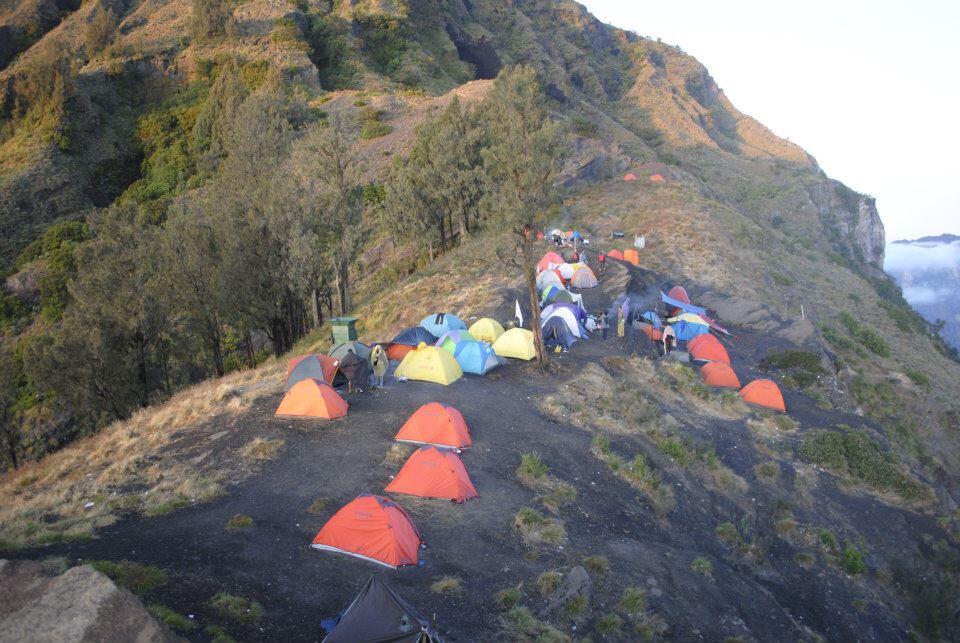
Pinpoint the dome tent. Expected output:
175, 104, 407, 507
329, 341, 372, 365
285, 354, 346, 390
435, 329, 477, 354
570, 265, 598, 288
453, 340, 502, 375
321, 576, 440, 643
395, 343, 463, 386
537, 251, 564, 272
395, 402, 472, 448
419, 313, 466, 337
383, 327, 439, 361
386, 446, 478, 502
689, 334, 730, 365
739, 379, 787, 412
275, 379, 349, 419
493, 328, 537, 360
542, 317, 578, 349
311, 494, 422, 568
700, 362, 741, 388
537, 268, 564, 291
468, 317, 505, 344
542, 306, 586, 338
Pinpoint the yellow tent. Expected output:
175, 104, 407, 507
469, 318, 505, 344
395, 342, 463, 385
493, 328, 536, 361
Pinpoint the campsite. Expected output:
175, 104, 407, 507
12, 249, 945, 641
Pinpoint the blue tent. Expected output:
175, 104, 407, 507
671, 320, 711, 341
389, 326, 438, 346
420, 313, 467, 337
543, 317, 578, 349
453, 341, 502, 375
660, 291, 706, 316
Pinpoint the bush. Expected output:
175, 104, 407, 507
904, 368, 930, 388
760, 350, 826, 388
430, 576, 462, 594
837, 312, 890, 357
537, 571, 562, 596
569, 115, 599, 138
583, 555, 610, 576
841, 544, 867, 574
359, 107, 392, 140
85, 5, 118, 57
596, 613, 623, 635
517, 453, 548, 481
209, 592, 263, 625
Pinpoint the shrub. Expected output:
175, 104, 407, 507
87, 560, 168, 595
209, 592, 263, 625
359, 108, 392, 140
690, 556, 712, 575
715, 522, 740, 546
85, 5, 118, 57
837, 312, 890, 357
148, 605, 196, 632
430, 576, 462, 594
841, 544, 867, 574
517, 453, 548, 481
537, 571, 562, 596
569, 115, 599, 138
240, 438, 283, 460
225, 514, 253, 530
205, 624, 237, 643
760, 350, 826, 388
904, 368, 930, 388
564, 594, 588, 617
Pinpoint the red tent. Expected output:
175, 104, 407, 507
623, 249, 640, 265
607, 249, 624, 260
689, 334, 730, 364
700, 362, 741, 388
275, 379, 349, 419
395, 403, 472, 448
537, 251, 564, 272
311, 494, 422, 568
623, 173, 638, 181
739, 379, 787, 412
386, 446, 477, 502
650, 173, 666, 183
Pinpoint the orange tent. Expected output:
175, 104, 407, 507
650, 173, 666, 183
537, 251, 564, 272
275, 378, 349, 419
689, 334, 730, 364
739, 379, 786, 412
311, 494, 422, 568
623, 248, 640, 265
700, 362, 741, 388
384, 344, 413, 360
395, 402, 472, 448
642, 325, 663, 341
386, 446, 477, 502
607, 249, 624, 260
624, 173, 638, 181
667, 285, 691, 304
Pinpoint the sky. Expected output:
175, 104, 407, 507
580, 0, 960, 242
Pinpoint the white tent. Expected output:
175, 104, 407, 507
557, 263, 577, 280
541, 307, 586, 338
536, 269, 564, 291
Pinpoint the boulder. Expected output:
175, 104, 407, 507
541, 565, 592, 618
0, 559, 181, 642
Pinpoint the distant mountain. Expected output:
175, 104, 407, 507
886, 234, 960, 349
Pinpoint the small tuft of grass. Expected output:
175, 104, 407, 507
307, 497, 330, 514
517, 453, 548, 483
754, 461, 780, 482
148, 604, 196, 632
715, 522, 740, 546
225, 514, 254, 530
384, 443, 412, 465
205, 624, 237, 643
583, 555, 610, 576
513, 507, 566, 545
691, 556, 712, 576
209, 592, 264, 625
537, 570, 563, 596
86, 560, 168, 595
841, 544, 867, 574
430, 575, 462, 594
794, 552, 816, 569
596, 613, 623, 635
495, 586, 521, 609
564, 594, 588, 618
240, 438, 283, 460
618, 586, 646, 614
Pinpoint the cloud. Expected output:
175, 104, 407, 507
901, 286, 950, 305
884, 240, 960, 273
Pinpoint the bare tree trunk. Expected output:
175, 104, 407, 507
458, 207, 468, 240
522, 235, 548, 370
428, 239, 434, 262
245, 330, 256, 368
336, 261, 350, 315
309, 287, 321, 330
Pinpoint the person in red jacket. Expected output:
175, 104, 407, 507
598, 252, 606, 274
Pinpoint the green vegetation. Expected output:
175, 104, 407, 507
209, 592, 264, 625
225, 514, 254, 530
513, 507, 566, 545
591, 433, 675, 517
840, 544, 867, 574
799, 428, 929, 501
148, 604, 197, 632
583, 555, 610, 576
691, 556, 713, 576
359, 107, 393, 140
517, 452, 548, 482
619, 586, 647, 614
761, 350, 827, 388
596, 613, 623, 635
904, 368, 930, 388
838, 312, 891, 358
205, 624, 238, 643
536, 571, 562, 596
754, 461, 780, 482
495, 586, 521, 609
430, 575, 462, 594
86, 560, 168, 595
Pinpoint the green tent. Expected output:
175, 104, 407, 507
329, 341, 373, 365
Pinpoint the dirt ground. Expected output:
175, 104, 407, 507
10, 257, 952, 642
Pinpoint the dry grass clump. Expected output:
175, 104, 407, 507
536, 571, 563, 596
384, 443, 413, 465
226, 514, 254, 530
516, 453, 578, 514
754, 461, 781, 483
590, 434, 675, 518
583, 555, 610, 576
240, 438, 283, 460
430, 575, 463, 594
307, 497, 330, 514
513, 507, 566, 545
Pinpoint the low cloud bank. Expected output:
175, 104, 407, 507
885, 240, 960, 273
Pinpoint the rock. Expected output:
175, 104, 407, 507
542, 565, 592, 618
0, 559, 181, 642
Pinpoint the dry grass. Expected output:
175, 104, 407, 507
536, 571, 563, 596
516, 454, 578, 514
430, 575, 463, 594
226, 513, 254, 530
241, 438, 283, 460
590, 434, 675, 519
513, 507, 566, 546
384, 443, 413, 465
306, 497, 330, 515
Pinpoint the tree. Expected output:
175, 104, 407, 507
480, 65, 566, 369
190, 61, 248, 173
190, 0, 231, 42
304, 115, 368, 316
384, 96, 484, 259
85, 3, 118, 57
0, 345, 21, 469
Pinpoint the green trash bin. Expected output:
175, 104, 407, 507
330, 316, 359, 344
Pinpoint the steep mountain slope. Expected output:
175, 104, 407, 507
1, 0, 959, 639
886, 234, 960, 350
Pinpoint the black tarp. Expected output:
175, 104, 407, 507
337, 350, 370, 390
323, 576, 441, 643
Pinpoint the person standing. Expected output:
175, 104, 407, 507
617, 305, 626, 339
598, 252, 606, 274
599, 311, 609, 340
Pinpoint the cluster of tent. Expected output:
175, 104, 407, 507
637, 285, 787, 413
311, 403, 478, 571
623, 172, 666, 183
536, 250, 599, 350
537, 251, 598, 290
605, 248, 640, 266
